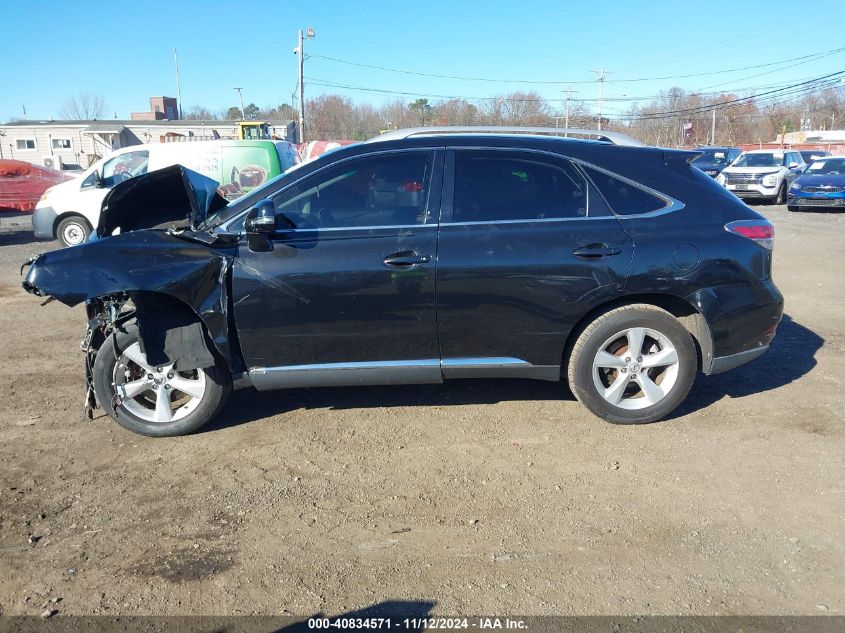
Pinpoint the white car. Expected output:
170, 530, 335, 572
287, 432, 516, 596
716, 149, 806, 204
33, 140, 298, 246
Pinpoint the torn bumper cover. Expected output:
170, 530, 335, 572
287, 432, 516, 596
21, 165, 242, 373
22, 231, 238, 370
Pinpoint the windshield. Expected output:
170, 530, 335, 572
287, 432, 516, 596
693, 149, 730, 164
732, 152, 785, 168
805, 158, 845, 175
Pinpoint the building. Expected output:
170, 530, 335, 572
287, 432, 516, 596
0, 119, 296, 170
131, 96, 180, 121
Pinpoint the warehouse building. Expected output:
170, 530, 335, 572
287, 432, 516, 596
0, 118, 295, 171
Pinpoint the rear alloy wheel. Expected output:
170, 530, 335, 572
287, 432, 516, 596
93, 324, 230, 437
568, 304, 697, 424
56, 216, 92, 247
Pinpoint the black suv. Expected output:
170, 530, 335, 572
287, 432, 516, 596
691, 146, 742, 177
22, 127, 784, 437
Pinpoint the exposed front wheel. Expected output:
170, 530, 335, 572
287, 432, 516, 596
93, 324, 231, 437
567, 305, 697, 424
774, 183, 787, 205
56, 216, 92, 247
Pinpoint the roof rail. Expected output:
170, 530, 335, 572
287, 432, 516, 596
366, 126, 645, 147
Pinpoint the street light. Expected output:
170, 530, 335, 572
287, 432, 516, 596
234, 88, 246, 121
294, 27, 315, 143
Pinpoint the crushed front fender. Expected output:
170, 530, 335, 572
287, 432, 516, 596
22, 230, 241, 371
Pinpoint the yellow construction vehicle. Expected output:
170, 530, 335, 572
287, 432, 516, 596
237, 121, 271, 140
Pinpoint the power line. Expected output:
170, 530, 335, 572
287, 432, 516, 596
304, 72, 845, 107
607, 77, 844, 122
627, 73, 844, 120
308, 46, 845, 85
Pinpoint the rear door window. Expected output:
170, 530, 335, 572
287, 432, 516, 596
452, 150, 603, 222
581, 165, 668, 216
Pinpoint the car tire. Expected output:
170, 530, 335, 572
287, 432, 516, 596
93, 324, 231, 437
787, 204, 800, 212
774, 183, 787, 205
56, 216, 92, 247
567, 304, 697, 425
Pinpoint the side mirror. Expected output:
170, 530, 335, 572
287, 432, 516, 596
788, 162, 799, 169
244, 199, 276, 233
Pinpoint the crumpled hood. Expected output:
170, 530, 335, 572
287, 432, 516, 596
97, 164, 228, 238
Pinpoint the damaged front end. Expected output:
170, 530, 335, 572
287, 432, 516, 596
21, 166, 244, 419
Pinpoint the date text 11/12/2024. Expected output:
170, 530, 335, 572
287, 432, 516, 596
307, 617, 527, 629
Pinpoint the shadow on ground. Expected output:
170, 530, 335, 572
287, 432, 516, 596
0, 229, 45, 247
208, 313, 822, 432
671, 313, 822, 417
276, 600, 436, 632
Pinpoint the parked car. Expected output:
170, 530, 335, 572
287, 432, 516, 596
799, 149, 830, 165
22, 126, 783, 437
787, 155, 845, 211
0, 159, 73, 212
716, 149, 806, 203
691, 146, 741, 177
32, 140, 299, 247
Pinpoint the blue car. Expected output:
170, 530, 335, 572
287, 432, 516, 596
788, 156, 845, 211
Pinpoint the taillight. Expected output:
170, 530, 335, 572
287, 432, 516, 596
725, 219, 774, 250
400, 181, 423, 192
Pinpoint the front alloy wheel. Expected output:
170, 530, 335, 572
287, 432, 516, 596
93, 324, 230, 436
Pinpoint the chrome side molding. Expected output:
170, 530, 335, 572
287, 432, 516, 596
249, 357, 560, 391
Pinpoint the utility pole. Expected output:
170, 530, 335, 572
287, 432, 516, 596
590, 69, 611, 131
234, 88, 246, 120
711, 108, 716, 145
174, 48, 183, 120
294, 27, 315, 144
562, 88, 576, 136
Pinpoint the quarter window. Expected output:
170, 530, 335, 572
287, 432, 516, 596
273, 152, 434, 229
15, 138, 36, 150
452, 150, 593, 222
581, 165, 667, 216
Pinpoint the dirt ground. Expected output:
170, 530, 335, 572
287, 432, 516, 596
0, 205, 842, 618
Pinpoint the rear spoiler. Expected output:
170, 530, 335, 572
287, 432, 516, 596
662, 148, 703, 169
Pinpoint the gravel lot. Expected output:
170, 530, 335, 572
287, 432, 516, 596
0, 205, 842, 617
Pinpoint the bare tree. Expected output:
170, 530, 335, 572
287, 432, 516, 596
481, 92, 551, 126
183, 105, 221, 120
59, 93, 107, 120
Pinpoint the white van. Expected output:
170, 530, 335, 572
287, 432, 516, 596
33, 140, 298, 246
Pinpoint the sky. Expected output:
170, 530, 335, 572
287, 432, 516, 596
2, 0, 844, 123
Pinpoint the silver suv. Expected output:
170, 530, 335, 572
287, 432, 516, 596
717, 149, 806, 203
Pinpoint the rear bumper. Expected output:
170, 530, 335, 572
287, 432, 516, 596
687, 279, 784, 375
709, 345, 770, 374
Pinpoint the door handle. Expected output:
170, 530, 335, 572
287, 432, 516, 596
572, 243, 622, 258
383, 250, 432, 268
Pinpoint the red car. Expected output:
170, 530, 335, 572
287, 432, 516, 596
0, 159, 73, 212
